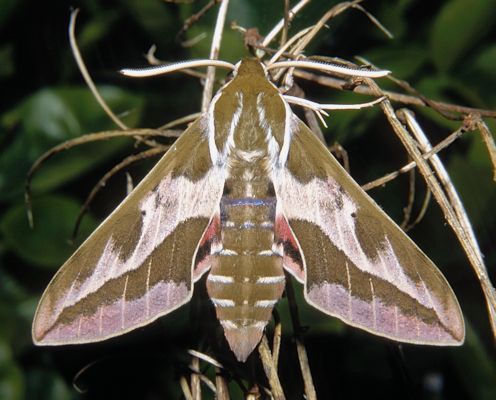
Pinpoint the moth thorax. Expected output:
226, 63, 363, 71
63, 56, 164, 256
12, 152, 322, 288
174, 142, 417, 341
206, 195, 284, 361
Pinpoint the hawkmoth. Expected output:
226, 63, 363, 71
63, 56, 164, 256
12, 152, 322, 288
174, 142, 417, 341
32, 58, 464, 362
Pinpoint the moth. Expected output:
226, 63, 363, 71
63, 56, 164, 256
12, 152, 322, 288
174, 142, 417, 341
32, 58, 464, 362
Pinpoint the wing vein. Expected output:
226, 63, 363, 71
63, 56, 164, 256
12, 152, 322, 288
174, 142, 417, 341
369, 278, 377, 330
345, 260, 352, 320
122, 275, 129, 329
146, 207, 164, 318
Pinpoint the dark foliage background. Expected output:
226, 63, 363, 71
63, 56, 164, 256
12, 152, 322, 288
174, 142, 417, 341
1, 0, 495, 399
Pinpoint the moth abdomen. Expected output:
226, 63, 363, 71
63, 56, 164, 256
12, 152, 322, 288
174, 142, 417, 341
206, 194, 284, 361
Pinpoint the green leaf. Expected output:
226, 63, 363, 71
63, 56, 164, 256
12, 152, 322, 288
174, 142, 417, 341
0, 86, 144, 202
430, 0, 496, 72
0, 195, 97, 269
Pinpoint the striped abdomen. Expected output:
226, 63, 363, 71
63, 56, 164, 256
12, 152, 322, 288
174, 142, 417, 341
206, 196, 285, 361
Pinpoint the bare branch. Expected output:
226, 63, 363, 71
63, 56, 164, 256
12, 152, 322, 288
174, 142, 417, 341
280, 0, 290, 47
180, 376, 194, 400
160, 113, 201, 129
289, 0, 364, 56
190, 356, 201, 400
400, 168, 416, 230
292, 69, 496, 118
25, 129, 177, 227
272, 309, 282, 371
215, 367, 230, 400
69, 9, 128, 130
399, 109, 496, 336
261, 0, 311, 49
364, 78, 496, 338
285, 278, 317, 400
362, 125, 467, 191
476, 118, 496, 181
201, 0, 230, 112
187, 349, 224, 368
176, 0, 221, 40
258, 335, 285, 400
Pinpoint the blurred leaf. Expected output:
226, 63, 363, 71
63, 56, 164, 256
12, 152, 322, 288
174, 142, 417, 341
374, 0, 414, 39
321, 91, 382, 143
416, 75, 485, 129
25, 369, 72, 400
76, 11, 121, 50
0, 339, 24, 400
0, 269, 39, 351
430, 0, 496, 72
0, 337, 12, 363
362, 45, 427, 79
448, 136, 496, 226
0, 270, 30, 345
0, 45, 14, 78
0, 195, 97, 269
0, 0, 16, 26
452, 323, 496, 400
0, 86, 144, 202
472, 45, 496, 80
124, 0, 174, 38
465, 45, 496, 102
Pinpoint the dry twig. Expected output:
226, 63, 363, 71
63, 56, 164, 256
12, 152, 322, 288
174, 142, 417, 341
261, 0, 311, 51
190, 355, 201, 400
69, 9, 128, 130
215, 367, 230, 400
361, 125, 467, 191
25, 129, 178, 227
364, 79, 496, 339
293, 69, 496, 118
258, 335, 285, 400
201, 0, 230, 112
272, 309, 282, 371
285, 278, 317, 400
176, 0, 221, 41
476, 118, 496, 181
400, 168, 417, 230
399, 109, 496, 336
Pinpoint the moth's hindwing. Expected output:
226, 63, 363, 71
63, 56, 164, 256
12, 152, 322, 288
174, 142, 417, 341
32, 117, 224, 345
275, 118, 465, 345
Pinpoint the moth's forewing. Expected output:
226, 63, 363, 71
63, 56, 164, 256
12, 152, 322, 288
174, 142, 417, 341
275, 119, 464, 345
33, 118, 225, 345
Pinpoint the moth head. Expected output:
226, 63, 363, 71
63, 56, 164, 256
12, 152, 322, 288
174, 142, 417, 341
234, 58, 267, 79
